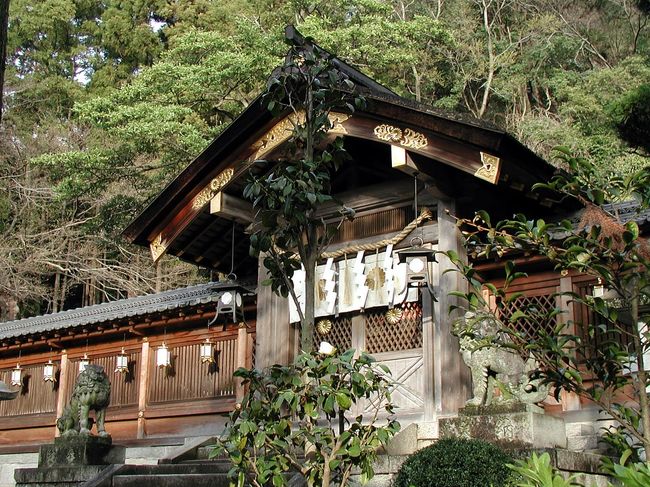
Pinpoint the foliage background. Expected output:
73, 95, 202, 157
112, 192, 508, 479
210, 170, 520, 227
0, 0, 648, 320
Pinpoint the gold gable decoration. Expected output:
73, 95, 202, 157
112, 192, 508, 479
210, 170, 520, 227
373, 124, 428, 150
150, 233, 168, 262
192, 167, 235, 210
475, 152, 501, 184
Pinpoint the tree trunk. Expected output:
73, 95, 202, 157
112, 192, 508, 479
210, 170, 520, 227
301, 254, 316, 352
0, 0, 9, 125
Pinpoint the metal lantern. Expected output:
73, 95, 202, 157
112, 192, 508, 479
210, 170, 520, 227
10, 364, 22, 387
207, 283, 248, 329
200, 339, 215, 364
156, 342, 171, 368
397, 242, 437, 296
78, 353, 90, 373
216, 290, 243, 323
115, 348, 129, 374
43, 359, 56, 382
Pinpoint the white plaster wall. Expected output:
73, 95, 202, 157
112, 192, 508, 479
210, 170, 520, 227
0, 452, 38, 487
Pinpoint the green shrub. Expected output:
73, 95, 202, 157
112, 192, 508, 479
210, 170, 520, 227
393, 437, 515, 487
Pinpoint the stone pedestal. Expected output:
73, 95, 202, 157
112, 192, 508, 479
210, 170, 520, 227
15, 435, 125, 487
39, 435, 125, 467
439, 403, 567, 449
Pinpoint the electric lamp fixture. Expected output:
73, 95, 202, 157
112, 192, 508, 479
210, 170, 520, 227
43, 359, 56, 382
78, 353, 90, 373
115, 348, 129, 374
10, 364, 22, 387
200, 338, 215, 364
156, 342, 171, 368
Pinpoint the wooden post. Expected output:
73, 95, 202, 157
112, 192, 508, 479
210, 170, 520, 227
433, 199, 471, 415
235, 323, 248, 403
422, 295, 436, 421
350, 315, 365, 358
255, 254, 293, 368
559, 275, 581, 411
137, 339, 150, 439
54, 351, 69, 437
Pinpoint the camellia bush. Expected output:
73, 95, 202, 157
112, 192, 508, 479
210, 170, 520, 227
215, 348, 400, 487
445, 150, 650, 459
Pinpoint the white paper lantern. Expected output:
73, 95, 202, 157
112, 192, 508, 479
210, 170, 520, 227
78, 353, 90, 373
200, 339, 215, 364
43, 360, 56, 382
10, 364, 22, 387
156, 342, 171, 368
115, 348, 129, 374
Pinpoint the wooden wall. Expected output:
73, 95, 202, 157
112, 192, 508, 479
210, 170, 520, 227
0, 321, 255, 448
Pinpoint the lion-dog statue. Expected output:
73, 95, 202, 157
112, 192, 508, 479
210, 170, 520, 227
453, 311, 549, 407
57, 364, 111, 437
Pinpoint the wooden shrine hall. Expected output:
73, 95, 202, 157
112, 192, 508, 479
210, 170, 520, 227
0, 27, 613, 454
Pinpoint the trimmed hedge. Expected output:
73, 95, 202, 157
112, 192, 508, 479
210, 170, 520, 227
393, 437, 514, 487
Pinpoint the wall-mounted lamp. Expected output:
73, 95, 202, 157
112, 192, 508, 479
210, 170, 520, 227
43, 359, 56, 382
156, 342, 171, 368
200, 339, 215, 364
78, 353, 90, 373
10, 364, 22, 387
115, 348, 129, 374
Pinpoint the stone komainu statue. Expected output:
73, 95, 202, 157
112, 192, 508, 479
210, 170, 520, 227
57, 364, 111, 437
454, 311, 549, 407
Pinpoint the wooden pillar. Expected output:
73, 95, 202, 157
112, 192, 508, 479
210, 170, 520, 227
350, 315, 365, 358
235, 323, 248, 403
137, 338, 150, 439
255, 254, 293, 369
54, 351, 69, 437
433, 199, 471, 415
422, 295, 436, 421
559, 275, 581, 411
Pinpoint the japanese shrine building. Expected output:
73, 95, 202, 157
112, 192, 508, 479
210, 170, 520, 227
0, 26, 618, 481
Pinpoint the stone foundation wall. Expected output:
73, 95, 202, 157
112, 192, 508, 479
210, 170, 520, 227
0, 444, 181, 487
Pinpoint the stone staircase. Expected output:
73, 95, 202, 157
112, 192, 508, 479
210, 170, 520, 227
79, 438, 305, 487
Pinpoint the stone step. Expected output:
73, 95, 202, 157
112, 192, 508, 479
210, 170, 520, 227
113, 473, 231, 487
195, 445, 220, 460
122, 463, 231, 475
567, 435, 600, 452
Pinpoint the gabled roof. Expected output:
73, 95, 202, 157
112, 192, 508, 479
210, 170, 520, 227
123, 26, 562, 272
0, 281, 239, 341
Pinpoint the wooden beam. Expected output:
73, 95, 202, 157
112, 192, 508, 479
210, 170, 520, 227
54, 351, 70, 437
210, 192, 253, 224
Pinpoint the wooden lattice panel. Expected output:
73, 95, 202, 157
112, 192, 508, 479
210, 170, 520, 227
313, 316, 352, 351
365, 302, 423, 354
501, 294, 558, 341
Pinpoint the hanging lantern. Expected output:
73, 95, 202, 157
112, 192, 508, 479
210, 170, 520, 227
43, 360, 56, 382
200, 339, 215, 364
78, 353, 90, 373
207, 282, 248, 329
397, 239, 437, 297
156, 342, 171, 368
115, 348, 129, 374
10, 364, 22, 387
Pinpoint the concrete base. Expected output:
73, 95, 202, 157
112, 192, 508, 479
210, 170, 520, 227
16, 435, 126, 487
15, 465, 108, 487
39, 435, 125, 468
439, 406, 567, 449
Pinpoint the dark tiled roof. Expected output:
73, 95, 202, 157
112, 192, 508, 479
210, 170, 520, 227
602, 200, 650, 226
0, 281, 247, 341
